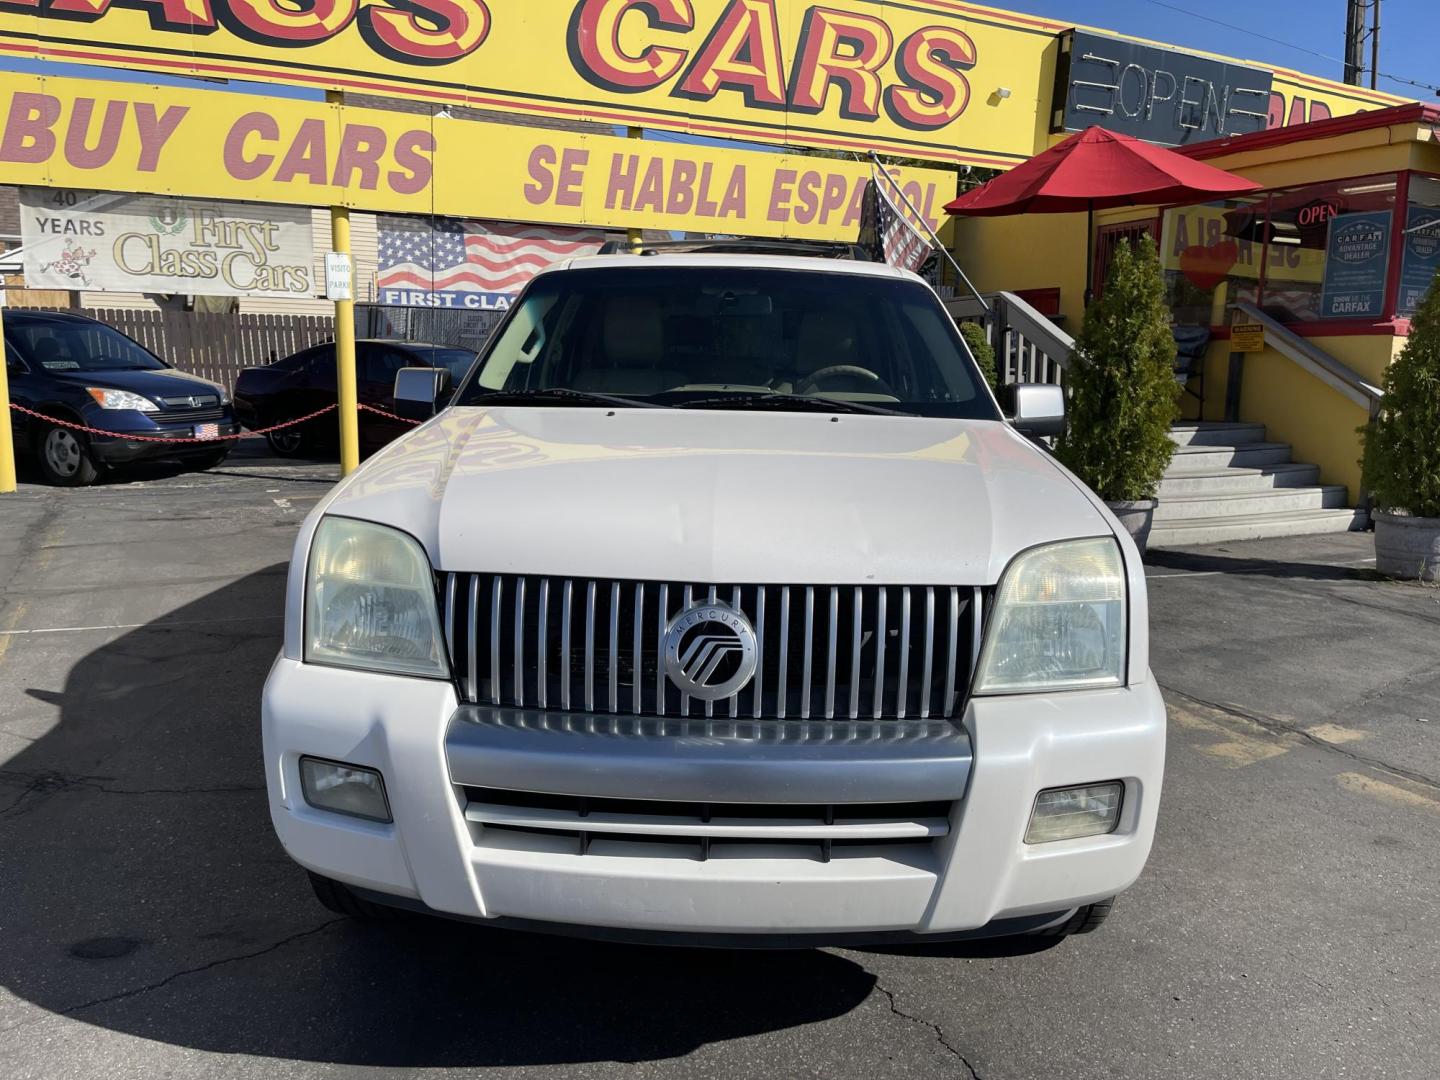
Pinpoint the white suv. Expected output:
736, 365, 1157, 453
262, 246, 1165, 946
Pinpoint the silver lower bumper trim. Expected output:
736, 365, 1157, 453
445, 707, 973, 804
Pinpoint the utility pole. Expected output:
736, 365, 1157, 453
1343, 0, 1382, 90
1344, 0, 1365, 86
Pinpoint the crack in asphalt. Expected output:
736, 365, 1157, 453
0, 768, 265, 818
1161, 684, 1440, 792
873, 981, 982, 1078
0, 919, 348, 1034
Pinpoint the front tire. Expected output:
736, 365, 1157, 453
1037, 896, 1116, 939
307, 872, 398, 920
37, 424, 100, 487
266, 427, 308, 457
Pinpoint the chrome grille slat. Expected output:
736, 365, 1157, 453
561, 580, 573, 712
536, 578, 548, 709
920, 587, 934, 720
896, 587, 911, 719
632, 582, 645, 716
609, 582, 620, 714
513, 577, 526, 709
849, 586, 863, 720
584, 580, 597, 713
872, 587, 887, 720
467, 575, 480, 704
777, 586, 790, 720
445, 575, 980, 723
656, 584, 668, 717
800, 586, 815, 719
825, 587, 839, 720
490, 576, 502, 705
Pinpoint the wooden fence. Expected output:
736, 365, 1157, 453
16, 307, 335, 390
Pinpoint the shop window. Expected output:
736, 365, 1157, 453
1159, 196, 1266, 328
1399, 175, 1440, 318
1259, 174, 1398, 324
1093, 220, 1156, 299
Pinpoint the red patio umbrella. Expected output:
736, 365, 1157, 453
944, 126, 1262, 303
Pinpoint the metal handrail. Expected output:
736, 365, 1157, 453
946, 291, 1073, 386
1232, 302, 1383, 415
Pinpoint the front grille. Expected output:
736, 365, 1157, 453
155, 406, 226, 423
441, 575, 982, 720
462, 786, 951, 862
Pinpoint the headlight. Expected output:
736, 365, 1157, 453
87, 387, 158, 412
305, 516, 449, 678
974, 537, 1127, 694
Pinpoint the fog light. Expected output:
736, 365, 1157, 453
1025, 782, 1123, 844
299, 757, 391, 823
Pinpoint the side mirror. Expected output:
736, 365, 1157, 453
393, 367, 452, 421
1002, 383, 1066, 439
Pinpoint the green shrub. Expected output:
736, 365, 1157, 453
960, 321, 998, 390
1362, 274, 1440, 518
1058, 237, 1180, 502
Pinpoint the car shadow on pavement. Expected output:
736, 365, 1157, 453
0, 566, 887, 1067
1144, 547, 1383, 582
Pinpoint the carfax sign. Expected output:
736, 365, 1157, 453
1319, 211, 1393, 320
1399, 208, 1440, 317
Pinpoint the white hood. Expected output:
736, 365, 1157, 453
322, 406, 1113, 587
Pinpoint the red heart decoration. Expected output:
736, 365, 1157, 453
1178, 241, 1239, 291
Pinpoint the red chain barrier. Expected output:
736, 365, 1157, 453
356, 403, 423, 425
8, 402, 339, 444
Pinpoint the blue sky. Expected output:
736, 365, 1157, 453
1004, 0, 1436, 99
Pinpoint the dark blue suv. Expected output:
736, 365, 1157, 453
3, 311, 238, 486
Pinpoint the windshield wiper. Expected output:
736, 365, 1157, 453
676, 393, 909, 416
473, 388, 667, 409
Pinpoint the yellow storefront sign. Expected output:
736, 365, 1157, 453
0, 0, 1063, 168
0, 71, 955, 240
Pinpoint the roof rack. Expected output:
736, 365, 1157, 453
594, 238, 873, 261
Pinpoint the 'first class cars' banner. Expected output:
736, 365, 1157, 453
0, 71, 955, 241
0, 0, 1064, 167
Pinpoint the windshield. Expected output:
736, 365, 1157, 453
7, 318, 168, 373
455, 267, 998, 419
423, 347, 479, 385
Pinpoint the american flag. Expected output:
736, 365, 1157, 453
377, 218, 609, 300
860, 170, 933, 273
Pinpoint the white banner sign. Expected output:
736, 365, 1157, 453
20, 189, 316, 298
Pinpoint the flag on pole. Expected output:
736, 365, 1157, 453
859, 168, 934, 273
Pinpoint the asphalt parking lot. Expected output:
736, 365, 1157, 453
1, 442, 1437, 1080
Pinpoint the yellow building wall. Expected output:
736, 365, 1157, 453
1193, 334, 1397, 498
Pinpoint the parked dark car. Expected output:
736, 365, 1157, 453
3, 310, 237, 486
233, 340, 478, 457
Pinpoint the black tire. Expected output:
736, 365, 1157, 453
35, 422, 100, 487
265, 427, 308, 457
1037, 896, 1116, 938
307, 872, 398, 920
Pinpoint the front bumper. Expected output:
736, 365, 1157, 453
87, 416, 239, 463
262, 658, 1166, 938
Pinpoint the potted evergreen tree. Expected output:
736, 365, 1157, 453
1057, 237, 1180, 553
1361, 275, 1440, 582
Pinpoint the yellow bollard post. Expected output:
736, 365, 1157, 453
627, 126, 644, 253
327, 92, 360, 477
0, 298, 16, 493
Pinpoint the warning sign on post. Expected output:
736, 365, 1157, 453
1231, 323, 1266, 352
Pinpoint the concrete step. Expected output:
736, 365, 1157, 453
1168, 422, 1267, 448
1158, 462, 1322, 496
1154, 485, 1350, 522
1148, 508, 1369, 548
1168, 442, 1293, 470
